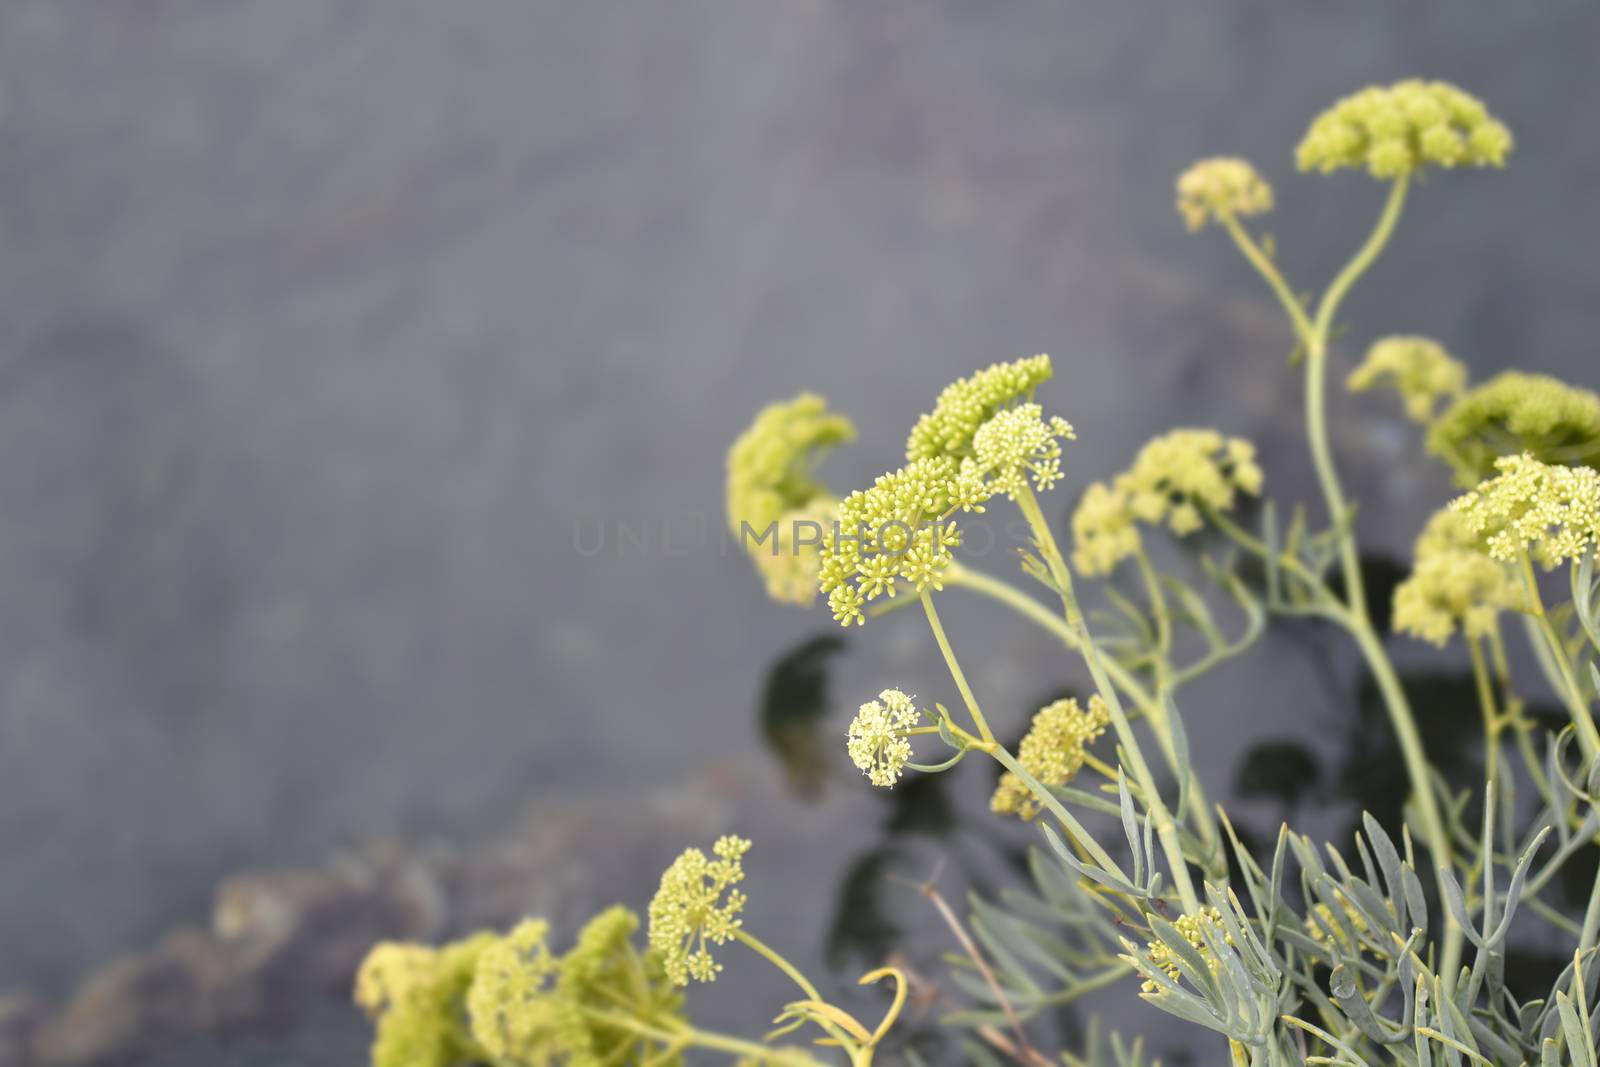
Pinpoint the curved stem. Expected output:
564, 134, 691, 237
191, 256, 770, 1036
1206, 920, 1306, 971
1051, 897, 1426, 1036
583, 1008, 775, 1061
920, 590, 995, 744
1303, 175, 1408, 629
948, 565, 1150, 705
1220, 212, 1314, 346
949, 563, 1223, 862
1519, 552, 1600, 758
1205, 505, 1340, 606
732, 929, 860, 1055
1310, 176, 1410, 347
1013, 483, 1202, 913
733, 928, 821, 1002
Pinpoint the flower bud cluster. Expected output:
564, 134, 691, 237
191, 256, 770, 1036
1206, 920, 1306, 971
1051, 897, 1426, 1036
1142, 905, 1230, 994
1175, 157, 1274, 232
905, 355, 1054, 462
1393, 508, 1523, 647
1296, 79, 1512, 179
1347, 335, 1466, 424
990, 695, 1110, 820
726, 394, 855, 606
1071, 430, 1262, 576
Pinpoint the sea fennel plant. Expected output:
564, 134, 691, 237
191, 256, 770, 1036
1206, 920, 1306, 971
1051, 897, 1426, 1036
359, 79, 1600, 1066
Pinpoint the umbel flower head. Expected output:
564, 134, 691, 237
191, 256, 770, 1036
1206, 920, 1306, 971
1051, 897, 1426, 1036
1393, 508, 1524, 648
464, 919, 565, 1064
846, 688, 922, 788
1174, 157, 1274, 232
965, 403, 1076, 500
647, 835, 751, 985
991, 695, 1110, 820
818, 456, 978, 626
1427, 371, 1600, 488
905, 354, 1055, 462
1296, 79, 1512, 179
1347, 335, 1467, 424
726, 394, 856, 606
1450, 453, 1600, 568
1071, 429, 1263, 576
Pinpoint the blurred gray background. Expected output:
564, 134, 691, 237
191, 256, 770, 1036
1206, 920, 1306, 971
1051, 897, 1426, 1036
1, 0, 1598, 1034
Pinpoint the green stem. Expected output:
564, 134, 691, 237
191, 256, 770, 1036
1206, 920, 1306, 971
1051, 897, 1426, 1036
733, 928, 820, 1001
1581, 859, 1600, 963
1520, 551, 1600, 758
732, 929, 859, 1055
582, 1008, 775, 1062
1243, 173, 1463, 977
1304, 176, 1409, 629
948, 563, 1220, 859
1014, 483, 1202, 914
1467, 636, 1502, 791
1133, 547, 1174, 668
1205, 505, 1340, 608
920, 590, 995, 744
1219, 212, 1314, 346
987, 743, 1128, 882
1347, 619, 1462, 979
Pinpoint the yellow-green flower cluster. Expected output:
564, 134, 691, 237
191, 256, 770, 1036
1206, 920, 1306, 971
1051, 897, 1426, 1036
991, 696, 1110, 820
967, 403, 1076, 499
1393, 509, 1523, 647
356, 909, 685, 1067
846, 688, 922, 788
648, 836, 751, 986
1450, 453, 1600, 568
355, 932, 498, 1067
1295, 79, 1512, 179
905, 355, 1054, 462
1427, 371, 1600, 487
1347, 335, 1467, 424
1071, 430, 1263, 576
1175, 157, 1274, 232
727, 394, 856, 606
465, 919, 564, 1064
818, 457, 977, 626
1143, 906, 1230, 994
